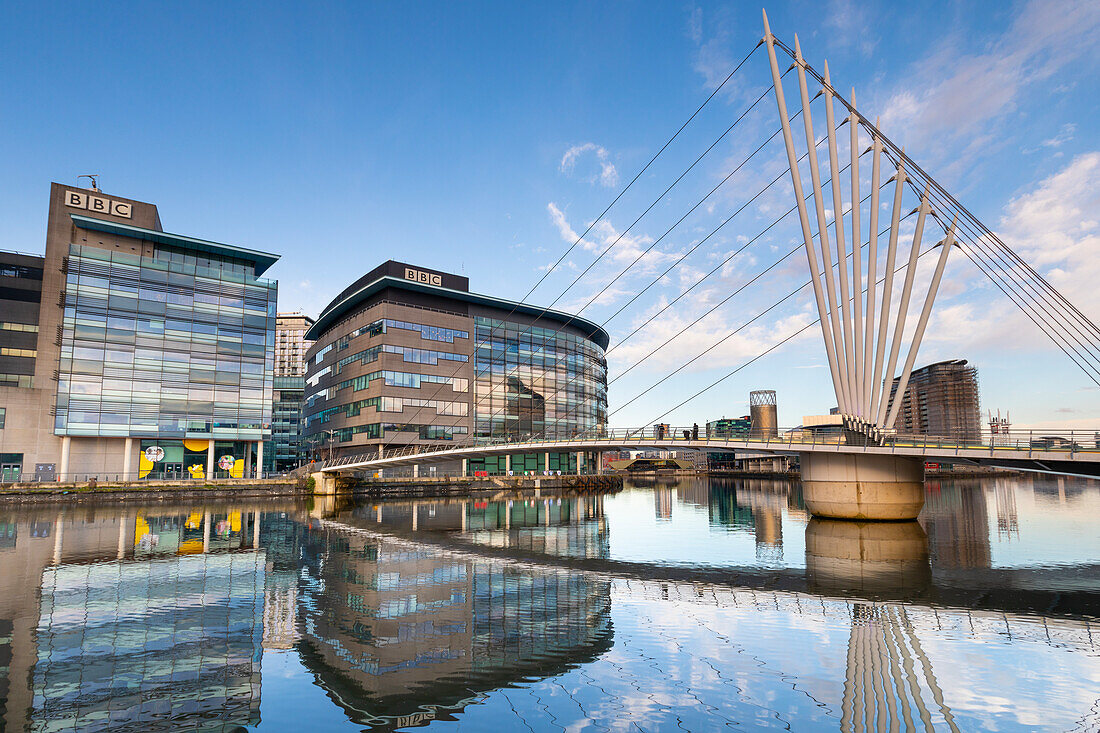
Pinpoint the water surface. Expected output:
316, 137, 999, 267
0, 475, 1097, 731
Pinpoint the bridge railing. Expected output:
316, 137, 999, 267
301, 426, 1100, 470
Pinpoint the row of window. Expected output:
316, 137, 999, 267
306, 394, 468, 427
306, 370, 469, 409
335, 344, 468, 374
340, 318, 469, 345
0, 322, 38, 333
0, 374, 32, 388
0, 264, 43, 279
320, 422, 469, 443
0, 347, 36, 358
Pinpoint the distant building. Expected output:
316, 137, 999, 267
706, 416, 751, 439
885, 359, 981, 440
275, 312, 314, 378
266, 313, 314, 472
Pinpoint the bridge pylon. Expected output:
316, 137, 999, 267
763, 11, 960, 519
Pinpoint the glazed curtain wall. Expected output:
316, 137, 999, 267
55, 243, 276, 440
473, 317, 607, 440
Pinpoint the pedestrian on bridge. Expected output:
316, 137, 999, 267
692, 423, 699, 441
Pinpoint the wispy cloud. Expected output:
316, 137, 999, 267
560, 143, 619, 187
878, 0, 1100, 179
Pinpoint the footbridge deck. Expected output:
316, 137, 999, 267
314, 428, 1100, 479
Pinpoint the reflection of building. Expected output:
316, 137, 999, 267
921, 481, 992, 568
297, 503, 612, 729
0, 506, 274, 732
302, 261, 607, 474
0, 183, 279, 481
885, 359, 981, 440
34, 554, 264, 731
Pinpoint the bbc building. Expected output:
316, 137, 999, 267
0, 183, 278, 481
302, 261, 608, 475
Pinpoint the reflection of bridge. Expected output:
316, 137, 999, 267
311, 498, 1098, 729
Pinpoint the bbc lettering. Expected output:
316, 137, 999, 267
404, 268, 443, 286
64, 190, 133, 219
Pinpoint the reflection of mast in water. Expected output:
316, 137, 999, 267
994, 478, 1019, 540
654, 488, 675, 520
841, 604, 961, 732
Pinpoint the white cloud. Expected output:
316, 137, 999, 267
560, 143, 619, 187
1040, 123, 1076, 149
919, 152, 1100, 360
877, 0, 1100, 177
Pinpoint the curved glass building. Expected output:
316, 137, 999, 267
302, 261, 608, 474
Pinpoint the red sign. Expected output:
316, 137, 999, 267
925, 462, 939, 470
474, 470, 489, 478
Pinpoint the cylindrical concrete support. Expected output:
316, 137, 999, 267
207, 441, 215, 479
59, 436, 71, 482
256, 440, 264, 479
800, 452, 924, 520
123, 437, 134, 480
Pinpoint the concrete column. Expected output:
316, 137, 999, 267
800, 453, 924, 520
412, 464, 419, 478
544, 452, 550, 474
252, 511, 260, 549
245, 442, 253, 477
123, 437, 134, 480
461, 458, 468, 476
505, 454, 512, 473
256, 440, 264, 478
59, 436, 71, 482
202, 513, 211, 553
576, 452, 583, 475
207, 441, 215, 479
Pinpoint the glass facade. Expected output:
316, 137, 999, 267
267, 376, 305, 472
302, 261, 608, 460
55, 243, 277, 441
473, 316, 607, 440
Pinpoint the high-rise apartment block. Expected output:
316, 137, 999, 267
275, 313, 314, 377
885, 359, 981, 440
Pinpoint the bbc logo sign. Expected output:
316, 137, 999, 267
404, 267, 443, 286
64, 190, 132, 219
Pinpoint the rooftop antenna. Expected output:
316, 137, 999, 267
77, 174, 100, 192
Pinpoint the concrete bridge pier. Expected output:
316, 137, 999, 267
800, 453, 924, 520
311, 472, 340, 495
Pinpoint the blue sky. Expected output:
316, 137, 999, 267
2, 1, 1098, 430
